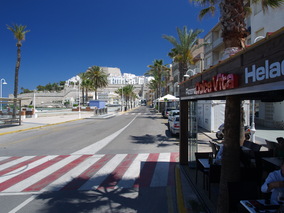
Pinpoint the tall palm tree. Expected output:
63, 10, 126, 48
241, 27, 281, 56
147, 78, 159, 100
115, 87, 124, 111
79, 72, 89, 105
163, 27, 203, 81
189, 1, 283, 212
86, 66, 108, 100
145, 59, 170, 98
7, 24, 30, 117
190, 0, 283, 55
122, 84, 135, 111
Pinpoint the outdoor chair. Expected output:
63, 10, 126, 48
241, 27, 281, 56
206, 164, 221, 199
243, 140, 253, 149
242, 141, 262, 158
254, 150, 274, 185
265, 139, 278, 155
209, 141, 219, 158
195, 152, 212, 189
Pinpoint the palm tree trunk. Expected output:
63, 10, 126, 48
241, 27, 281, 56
86, 88, 88, 104
220, 0, 247, 49
217, 95, 241, 212
82, 88, 85, 106
179, 62, 188, 83
13, 44, 21, 118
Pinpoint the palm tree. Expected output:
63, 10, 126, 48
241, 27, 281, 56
145, 59, 170, 98
147, 78, 159, 100
115, 87, 124, 111
115, 85, 136, 111
189, 1, 283, 212
86, 66, 108, 100
79, 72, 89, 105
7, 24, 30, 116
122, 85, 135, 111
162, 27, 203, 81
190, 0, 283, 55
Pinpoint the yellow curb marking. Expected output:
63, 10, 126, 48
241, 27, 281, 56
175, 165, 187, 213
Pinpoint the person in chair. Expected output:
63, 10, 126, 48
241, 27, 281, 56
261, 160, 284, 202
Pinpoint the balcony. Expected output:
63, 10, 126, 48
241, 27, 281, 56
212, 37, 223, 50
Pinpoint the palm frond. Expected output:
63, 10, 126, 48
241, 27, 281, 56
199, 6, 216, 19
7, 24, 30, 41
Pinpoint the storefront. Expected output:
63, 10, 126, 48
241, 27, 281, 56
178, 27, 284, 164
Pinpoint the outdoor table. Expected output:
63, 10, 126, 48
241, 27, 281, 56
242, 146, 252, 151
240, 199, 280, 213
197, 158, 217, 170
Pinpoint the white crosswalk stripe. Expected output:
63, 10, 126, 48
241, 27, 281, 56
0, 152, 179, 194
123, 112, 157, 117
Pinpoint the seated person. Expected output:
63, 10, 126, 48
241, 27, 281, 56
215, 144, 223, 164
261, 160, 284, 202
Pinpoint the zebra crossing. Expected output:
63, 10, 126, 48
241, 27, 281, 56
122, 112, 157, 117
0, 152, 179, 194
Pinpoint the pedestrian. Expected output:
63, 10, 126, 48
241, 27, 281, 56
261, 160, 284, 203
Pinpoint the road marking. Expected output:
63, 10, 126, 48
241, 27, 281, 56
72, 115, 138, 155
0, 152, 179, 194
8, 195, 36, 213
79, 154, 127, 191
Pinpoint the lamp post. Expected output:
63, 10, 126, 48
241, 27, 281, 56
33, 90, 37, 118
121, 85, 124, 111
78, 78, 81, 119
251, 100, 256, 142
184, 69, 195, 79
0, 78, 8, 111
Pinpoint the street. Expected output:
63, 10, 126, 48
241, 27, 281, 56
0, 106, 180, 213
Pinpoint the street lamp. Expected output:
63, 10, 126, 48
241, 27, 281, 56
33, 89, 37, 118
0, 78, 7, 111
184, 69, 195, 79
78, 78, 81, 119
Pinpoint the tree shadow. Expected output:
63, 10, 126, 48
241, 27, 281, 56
130, 134, 177, 144
35, 173, 139, 213
34, 161, 177, 213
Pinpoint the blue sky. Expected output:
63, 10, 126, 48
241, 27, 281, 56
0, 0, 218, 97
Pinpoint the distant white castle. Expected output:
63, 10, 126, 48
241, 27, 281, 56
65, 67, 154, 87
17, 67, 153, 108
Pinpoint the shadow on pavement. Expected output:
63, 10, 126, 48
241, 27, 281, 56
33, 162, 177, 213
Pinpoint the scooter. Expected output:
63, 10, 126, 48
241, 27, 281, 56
216, 123, 251, 140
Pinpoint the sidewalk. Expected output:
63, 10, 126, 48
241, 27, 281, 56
0, 111, 116, 135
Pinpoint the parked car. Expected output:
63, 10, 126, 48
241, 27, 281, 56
163, 108, 177, 118
168, 115, 180, 135
168, 110, 179, 123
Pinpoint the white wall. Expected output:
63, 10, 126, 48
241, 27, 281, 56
250, 1, 284, 42
273, 102, 284, 124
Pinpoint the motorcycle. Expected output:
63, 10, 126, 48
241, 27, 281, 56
216, 123, 251, 140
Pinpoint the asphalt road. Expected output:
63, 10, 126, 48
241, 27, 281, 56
0, 106, 180, 213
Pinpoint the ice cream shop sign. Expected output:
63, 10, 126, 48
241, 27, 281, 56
245, 59, 284, 84
195, 73, 239, 95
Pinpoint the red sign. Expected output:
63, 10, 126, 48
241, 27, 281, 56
195, 74, 239, 95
